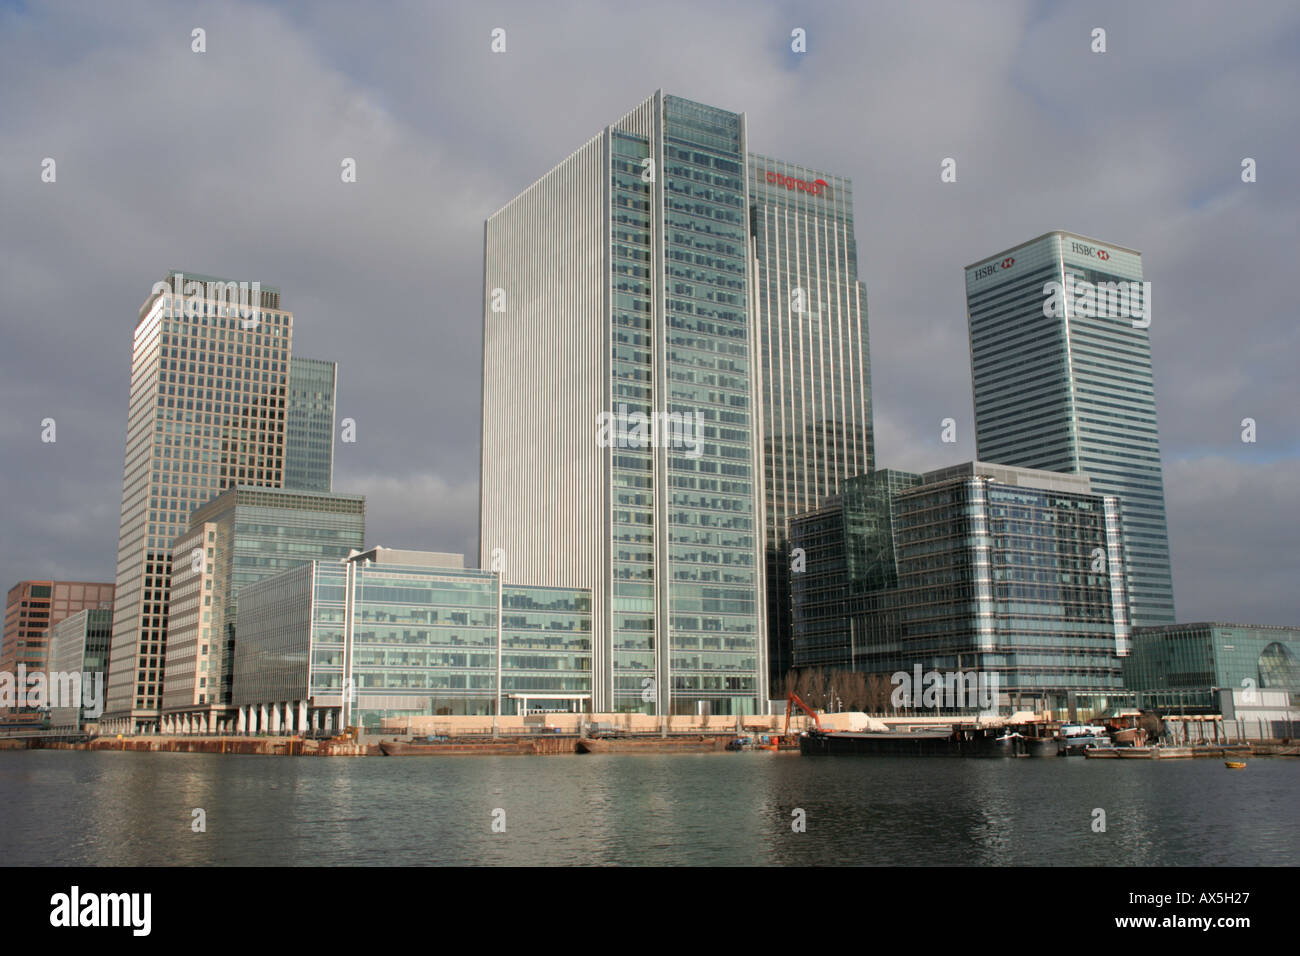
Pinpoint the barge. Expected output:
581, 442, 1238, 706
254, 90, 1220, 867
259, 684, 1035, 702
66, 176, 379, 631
799, 726, 1034, 757
379, 736, 576, 756
577, 735, 727, 754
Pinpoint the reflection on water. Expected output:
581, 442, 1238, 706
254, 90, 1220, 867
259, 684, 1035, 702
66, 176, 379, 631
1, 751, 1295, 866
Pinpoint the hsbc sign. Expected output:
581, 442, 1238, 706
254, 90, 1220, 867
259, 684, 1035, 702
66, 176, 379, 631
764, 170, 830, 196
1069, 240, 1111, 261
970, 256, 1015, 281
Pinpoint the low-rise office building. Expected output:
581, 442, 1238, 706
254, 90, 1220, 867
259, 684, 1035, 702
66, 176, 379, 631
790, 462, 1131, 718
2, 580, 115, 681
1125, 623, 1300, 736
232, 548, 592, 733
46, 607, 114, 732
159, 485, 365, 735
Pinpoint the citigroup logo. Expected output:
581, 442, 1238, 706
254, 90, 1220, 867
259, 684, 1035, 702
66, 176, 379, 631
765, 170, 830, 196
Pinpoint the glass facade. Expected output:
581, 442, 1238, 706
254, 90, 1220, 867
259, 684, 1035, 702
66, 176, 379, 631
284, 357, 336, 492
608, 126, 658, 709
609, 95, 763, 714
749, 154, 875, 696
1125, 623, 1300, 705
481, 92, 763, 717
46, 608, 114, 730
163, 485, 364, 719
790, 463, 1131, 710
657, 96, 760, 716
234, 558, 593, 728
965, 233, 1175, 628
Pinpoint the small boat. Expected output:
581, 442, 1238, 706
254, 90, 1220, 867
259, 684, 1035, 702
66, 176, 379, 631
1060, 735, 1111, 756
1224, 761, 1247, 769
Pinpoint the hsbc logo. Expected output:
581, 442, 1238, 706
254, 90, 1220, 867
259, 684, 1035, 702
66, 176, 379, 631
1070, 240, 1111, 261
971, 256, 1016, 281
764, 170, 830, 197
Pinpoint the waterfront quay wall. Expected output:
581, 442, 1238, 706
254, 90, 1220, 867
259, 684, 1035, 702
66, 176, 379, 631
20, 736, 374, 756
382, 713, 812, 736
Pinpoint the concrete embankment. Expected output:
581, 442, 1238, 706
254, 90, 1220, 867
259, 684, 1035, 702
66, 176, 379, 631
20, 735, 374, 756
14, 732, 762, 757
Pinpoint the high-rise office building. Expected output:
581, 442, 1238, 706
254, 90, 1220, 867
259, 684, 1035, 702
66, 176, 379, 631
965, 232, 1175, 627
480, 92, 766, 716
284, 357, 337, 492
748, 156, 874, 693
106, 272, 337, 733
479, 93, 876, 714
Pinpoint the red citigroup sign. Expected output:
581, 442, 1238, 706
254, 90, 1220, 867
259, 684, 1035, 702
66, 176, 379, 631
765, 170, 830, 196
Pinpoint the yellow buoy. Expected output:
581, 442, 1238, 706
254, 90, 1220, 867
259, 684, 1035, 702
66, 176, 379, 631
1224, 761, 1246, 769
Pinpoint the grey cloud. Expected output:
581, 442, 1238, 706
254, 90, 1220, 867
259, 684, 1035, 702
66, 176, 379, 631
0, 0, 1295, 627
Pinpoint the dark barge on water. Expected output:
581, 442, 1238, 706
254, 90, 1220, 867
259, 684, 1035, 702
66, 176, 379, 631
800, 724, 1045, 757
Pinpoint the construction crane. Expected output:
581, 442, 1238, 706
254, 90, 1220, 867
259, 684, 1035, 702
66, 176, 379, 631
784, 692, 826, 737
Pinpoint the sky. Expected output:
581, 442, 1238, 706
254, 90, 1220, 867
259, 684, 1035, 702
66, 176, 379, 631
1, 0, 1297, 626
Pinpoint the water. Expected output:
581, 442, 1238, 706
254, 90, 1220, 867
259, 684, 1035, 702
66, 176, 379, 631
1, 750, 1295, 866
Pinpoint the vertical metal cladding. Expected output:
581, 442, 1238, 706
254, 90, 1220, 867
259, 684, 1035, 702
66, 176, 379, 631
748, 155, 875, 694
480, 132, 610, 709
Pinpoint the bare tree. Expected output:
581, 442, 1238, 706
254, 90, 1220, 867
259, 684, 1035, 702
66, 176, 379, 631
865, 672, 893, 714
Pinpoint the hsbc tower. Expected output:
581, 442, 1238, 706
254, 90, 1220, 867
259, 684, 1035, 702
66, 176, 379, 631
964, 231, 1176, 629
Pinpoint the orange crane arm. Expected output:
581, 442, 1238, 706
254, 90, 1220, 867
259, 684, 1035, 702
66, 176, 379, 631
784, 692, 824, 735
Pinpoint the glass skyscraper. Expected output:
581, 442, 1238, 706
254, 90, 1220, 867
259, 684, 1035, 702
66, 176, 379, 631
285, 357, 337, 492
480, 93, 877, 713
748, 155, 874, 694
481, 92, 764, 715
964, 232, 1175, 628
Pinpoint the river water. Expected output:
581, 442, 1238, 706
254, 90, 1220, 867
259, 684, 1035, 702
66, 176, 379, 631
1, 750, 1294, 866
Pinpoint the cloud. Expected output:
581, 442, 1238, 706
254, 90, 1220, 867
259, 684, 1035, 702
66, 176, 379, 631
0, 0, 1296, 628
